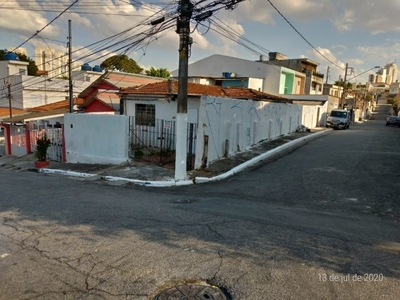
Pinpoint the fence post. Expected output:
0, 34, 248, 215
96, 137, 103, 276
224, 139, 229, 158
25, 123, 31, 154
201, 135, 208, 169
62, 124, 67, 162
188, 123, 194, 170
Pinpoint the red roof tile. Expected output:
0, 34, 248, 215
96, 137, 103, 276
120, 80, 290, 102
0, 108, 27, 118
27, 98, 84, 113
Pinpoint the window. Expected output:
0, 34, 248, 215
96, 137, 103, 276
135, 104, 155, 126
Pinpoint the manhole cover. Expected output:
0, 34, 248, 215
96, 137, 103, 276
153, 283, 228, 300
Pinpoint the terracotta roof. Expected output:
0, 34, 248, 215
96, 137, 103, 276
78, 71, 167, 99
1, 108, 69, 123
120, 80, 291, 102
0, 107, 27, 119
222, 87, 288, 101
27, 98, 84, 112
0, 99, 84, 123
120, 80, 223, 97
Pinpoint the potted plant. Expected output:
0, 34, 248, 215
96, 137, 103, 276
34, 133, 51, 168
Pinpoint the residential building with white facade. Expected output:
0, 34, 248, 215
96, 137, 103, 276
258, 52, 324, 95
0, 54, 94, 110
173, 53, 324, 97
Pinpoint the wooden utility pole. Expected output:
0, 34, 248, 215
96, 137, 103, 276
326, 66, 330, 84
173, 0, 244, 181
7, 78, 12, 118
68, 20, 73, 113
339, 63, 348, 109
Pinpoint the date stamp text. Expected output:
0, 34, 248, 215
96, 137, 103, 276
318, 273, 384, 283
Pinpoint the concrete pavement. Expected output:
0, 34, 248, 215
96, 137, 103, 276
1, 105, 399, 300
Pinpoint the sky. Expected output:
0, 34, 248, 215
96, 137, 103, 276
1, 0, 400, 85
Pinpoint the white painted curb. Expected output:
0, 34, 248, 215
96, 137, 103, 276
102, 175, 193, 187
32, 130, 331, 187
195, 129, 332, 184
39, 168, 98, 178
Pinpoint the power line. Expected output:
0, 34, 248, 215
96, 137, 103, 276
266, 0, 344, 70
2, 17, 177, 97
11, 0, 80, 51
0, 7, 149, 16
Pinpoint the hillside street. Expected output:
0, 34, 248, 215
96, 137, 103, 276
0, 104, 399, 299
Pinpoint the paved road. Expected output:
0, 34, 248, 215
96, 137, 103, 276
1, 105, 399, 299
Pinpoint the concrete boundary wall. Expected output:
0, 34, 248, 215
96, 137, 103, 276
64, 114, 129, 164
195, 96, 323, 168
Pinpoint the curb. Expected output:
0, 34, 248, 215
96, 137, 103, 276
24, 129, 332, 187
195, 129, 332, 184
102, 175, 193, 187
30, 168, 98, 178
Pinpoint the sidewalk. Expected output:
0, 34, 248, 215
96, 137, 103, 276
0, 128, 332, 187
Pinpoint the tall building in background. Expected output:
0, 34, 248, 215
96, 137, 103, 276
370, 62, 398, 84
384, 62, 398, 84
34, 47, 67, 78
368, 74, 376, 83
34, 47, 81, 78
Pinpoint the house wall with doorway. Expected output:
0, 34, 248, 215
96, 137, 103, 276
64, 113, 129, 164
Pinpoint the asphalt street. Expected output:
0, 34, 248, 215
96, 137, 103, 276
0, 104, 399, 300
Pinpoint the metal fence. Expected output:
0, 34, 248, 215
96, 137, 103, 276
129, 117, 198, 169
10, 125, 27, 157
29, 121, 63, 162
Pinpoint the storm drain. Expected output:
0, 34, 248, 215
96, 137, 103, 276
153, 283, 228, 300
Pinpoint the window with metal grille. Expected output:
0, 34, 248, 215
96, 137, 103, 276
135, 104, 155, 126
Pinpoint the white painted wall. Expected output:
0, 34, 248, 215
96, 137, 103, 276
124, 97, 200, 122
180, 54, 291, 95
195, 96, 302, 168
248, 78, 264, 91
188, 78, 216, 85
64, 114, 129, 164
194, 96, 325, 168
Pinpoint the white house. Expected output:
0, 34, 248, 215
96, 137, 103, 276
119, 80, 325, 168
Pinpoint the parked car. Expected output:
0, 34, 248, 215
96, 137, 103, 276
386, 116, 400, 127
326, 109, 351, 130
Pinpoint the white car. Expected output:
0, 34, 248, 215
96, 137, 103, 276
326, 109, 351, 130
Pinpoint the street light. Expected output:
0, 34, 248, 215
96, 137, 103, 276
339, 65, 380, 109
351, 66, 381, 81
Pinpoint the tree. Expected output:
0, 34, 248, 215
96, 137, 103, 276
100, 55, 143, 73
145, 67, 170, 78
388, 97, 399, 115
334, 80, 353, 90
0, 49, 38, 76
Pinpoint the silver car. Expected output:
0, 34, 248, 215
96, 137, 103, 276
326, 109, 351, 130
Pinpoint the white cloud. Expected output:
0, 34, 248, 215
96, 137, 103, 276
333, 0, 400, 34
0, 0, 60, 38
231, 0, 334, 23
357, 44, 400, 62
